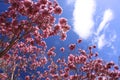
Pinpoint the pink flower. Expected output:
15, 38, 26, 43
51, 74, 59, 79
79, 49, 86, 56
56, 58, 61, 63
47, 50, 56, 57
88, 46, 92, 50
60, 47, 65, 52
74, 56, 80, 64
40, 41, 46, 47
94, 52, 98, 57
49, 47, 56, 51
70, 75, 78, 80
62, 72, 69, 78
93, 45, 96, 48
62, 25, 70, 32
64, 67, 70, 72
24, 0, 32, 7
46, 77, 50, 80
25, 75, 30, 80
39, 0, 47, 4
40, 57, 47, 66
54, 24, 61, 32
77, 39, 82, 43
43, 70, 49, 78
68, 54, 75, 63
42, 9, 50, 16
54, 6, 62, 14
68, 63, 76, 70
0, 73, 7, 79
3, 54, 10, 60
59, 18, 67, 26
79, 55, 87, 63
60, 32, 67, 41
69, 44, 76, 50
114, 65, 119, 70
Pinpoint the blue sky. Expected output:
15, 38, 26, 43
0, 0, 120, 79
0, 0, 120, 65
57, 0, 120, 65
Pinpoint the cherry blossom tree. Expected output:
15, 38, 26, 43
0, 0, 120, 80
0, 0, 70, 79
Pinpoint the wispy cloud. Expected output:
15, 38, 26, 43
97, 34, 106, 49
96, 9, 114, 35
96, 9, 114, 49
72, 0, 116, 51
73, 0, 96, 39
97, 32, 116, 50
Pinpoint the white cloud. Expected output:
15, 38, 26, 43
96, 9, 114, 35
73, 0, 96, 39
72, 0, 116, 51
98, 34, 106, 49
96, 9, 114, 49
97, 33, 117, 49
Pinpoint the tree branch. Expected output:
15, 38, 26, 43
0, 28, 32, 58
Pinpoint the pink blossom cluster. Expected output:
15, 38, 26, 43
0, 0, 120, 80
0, 0, 70, 57
0, 38, 119, 80
0, 0, 70, 79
